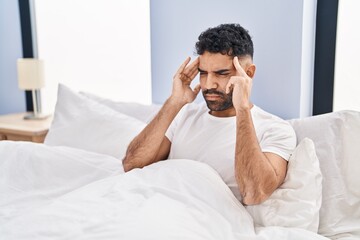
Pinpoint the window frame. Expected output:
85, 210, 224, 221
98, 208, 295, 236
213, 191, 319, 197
312, 0, 339, 115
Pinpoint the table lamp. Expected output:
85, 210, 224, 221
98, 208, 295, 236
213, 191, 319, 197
17, 58, 48, 120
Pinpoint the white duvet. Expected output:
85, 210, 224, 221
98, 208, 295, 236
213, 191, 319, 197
0, 141, 328, 240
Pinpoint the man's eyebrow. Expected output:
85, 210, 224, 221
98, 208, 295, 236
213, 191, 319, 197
198, 68, 206, 72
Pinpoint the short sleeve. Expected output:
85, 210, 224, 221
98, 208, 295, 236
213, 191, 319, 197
259, 121, 297, 161
165, 105, 188, 142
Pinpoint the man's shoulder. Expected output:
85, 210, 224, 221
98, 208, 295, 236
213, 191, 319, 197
252, 105, 297, 151
252, 105, 295, 133
181, 102, 208, 116
252, 105, 286, 123
169, 102, 208, 128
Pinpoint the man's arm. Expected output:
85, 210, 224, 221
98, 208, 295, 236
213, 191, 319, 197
122, 57, 200, 172
227, 57, 287, 205
122, 99, 182, 172
234, 109, 287, 205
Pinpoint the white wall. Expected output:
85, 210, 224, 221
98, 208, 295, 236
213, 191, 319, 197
150, 0, 316, 119
333, 0, 360, 112
34, 0, 152, 114
0, 0, 26, 115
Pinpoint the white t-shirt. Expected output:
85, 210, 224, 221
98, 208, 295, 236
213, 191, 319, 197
165, 102, 296, 201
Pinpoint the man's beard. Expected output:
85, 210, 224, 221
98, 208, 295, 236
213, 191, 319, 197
202, 89, 233, 111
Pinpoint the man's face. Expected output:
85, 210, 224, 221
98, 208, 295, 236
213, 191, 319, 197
198, 52, 237, 113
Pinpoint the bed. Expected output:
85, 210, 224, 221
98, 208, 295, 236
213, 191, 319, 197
1, 84, 359, 239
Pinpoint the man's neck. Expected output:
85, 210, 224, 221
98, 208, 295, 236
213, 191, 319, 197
209, 103, 254, 118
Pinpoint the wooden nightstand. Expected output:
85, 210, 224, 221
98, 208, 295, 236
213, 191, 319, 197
0, 113, 53, 143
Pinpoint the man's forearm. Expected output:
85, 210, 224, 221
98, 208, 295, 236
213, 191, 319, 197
122, 97, 184, 171
234, 109, 279, 205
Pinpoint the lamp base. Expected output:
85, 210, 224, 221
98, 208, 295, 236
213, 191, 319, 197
23, 113, 50, 120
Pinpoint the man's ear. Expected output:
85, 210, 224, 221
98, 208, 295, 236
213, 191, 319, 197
246, 64, 256, 78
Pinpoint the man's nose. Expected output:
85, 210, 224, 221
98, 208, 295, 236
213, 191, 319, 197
204, 74, 218, 89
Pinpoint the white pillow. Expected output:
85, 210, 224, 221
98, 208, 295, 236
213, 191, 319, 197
246, 138, 322, 232
289, 111, 360, 238
44, 84, 146, 159
80, 91, 161, 123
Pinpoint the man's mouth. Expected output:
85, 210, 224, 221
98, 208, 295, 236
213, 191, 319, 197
203, 89, 225, 101
205, 94, 222, 101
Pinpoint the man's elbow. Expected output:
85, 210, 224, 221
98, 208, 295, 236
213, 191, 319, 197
122, 155, 136, 172
242, 192, 270, 206
240, 180, 278, 205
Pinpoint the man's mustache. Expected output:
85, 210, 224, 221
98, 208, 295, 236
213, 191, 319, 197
203, 89, 233, 98
203, 89, 226, 96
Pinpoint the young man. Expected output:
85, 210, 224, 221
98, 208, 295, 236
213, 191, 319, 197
122, 24, 296, 205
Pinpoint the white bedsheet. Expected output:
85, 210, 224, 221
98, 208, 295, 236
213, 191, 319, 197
0, 141, 329, 240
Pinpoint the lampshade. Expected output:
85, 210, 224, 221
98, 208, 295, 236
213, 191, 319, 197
17, 58, 45, 90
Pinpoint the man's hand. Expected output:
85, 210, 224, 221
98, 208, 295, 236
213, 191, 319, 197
170, 57, 201, 106
123, 57, 200, 172
225, 56, 253, 111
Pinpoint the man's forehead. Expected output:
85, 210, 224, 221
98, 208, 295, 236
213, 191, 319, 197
198, 53, 234, 70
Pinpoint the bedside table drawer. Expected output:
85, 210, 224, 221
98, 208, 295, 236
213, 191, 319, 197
4, 133, 47, 143
5, 133, 33, 142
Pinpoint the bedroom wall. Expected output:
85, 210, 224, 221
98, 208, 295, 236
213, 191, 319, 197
150, 0, 317, 119
0, 0, 26, 115
0, 0, 316, 119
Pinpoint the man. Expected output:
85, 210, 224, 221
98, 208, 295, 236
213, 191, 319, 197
122, 24, 296, 205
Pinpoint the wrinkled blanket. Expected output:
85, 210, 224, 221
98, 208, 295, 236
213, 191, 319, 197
0, 141, 328, 240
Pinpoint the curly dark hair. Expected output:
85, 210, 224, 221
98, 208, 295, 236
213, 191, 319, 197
195, 23, 253, 59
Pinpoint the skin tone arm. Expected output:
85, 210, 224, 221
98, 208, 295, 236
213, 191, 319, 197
226, 57, 287, 205
122, 57, 201, 172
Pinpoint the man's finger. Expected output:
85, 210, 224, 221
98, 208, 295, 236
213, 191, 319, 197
185, 64, 198, 78
189, 68, 199, 80
233, 56, 247, 76
188, 57, 199, 68
175, 57, 191, 76
225, 79, 234, 94
184, 57, 199, 76
193, 84, 201, 96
